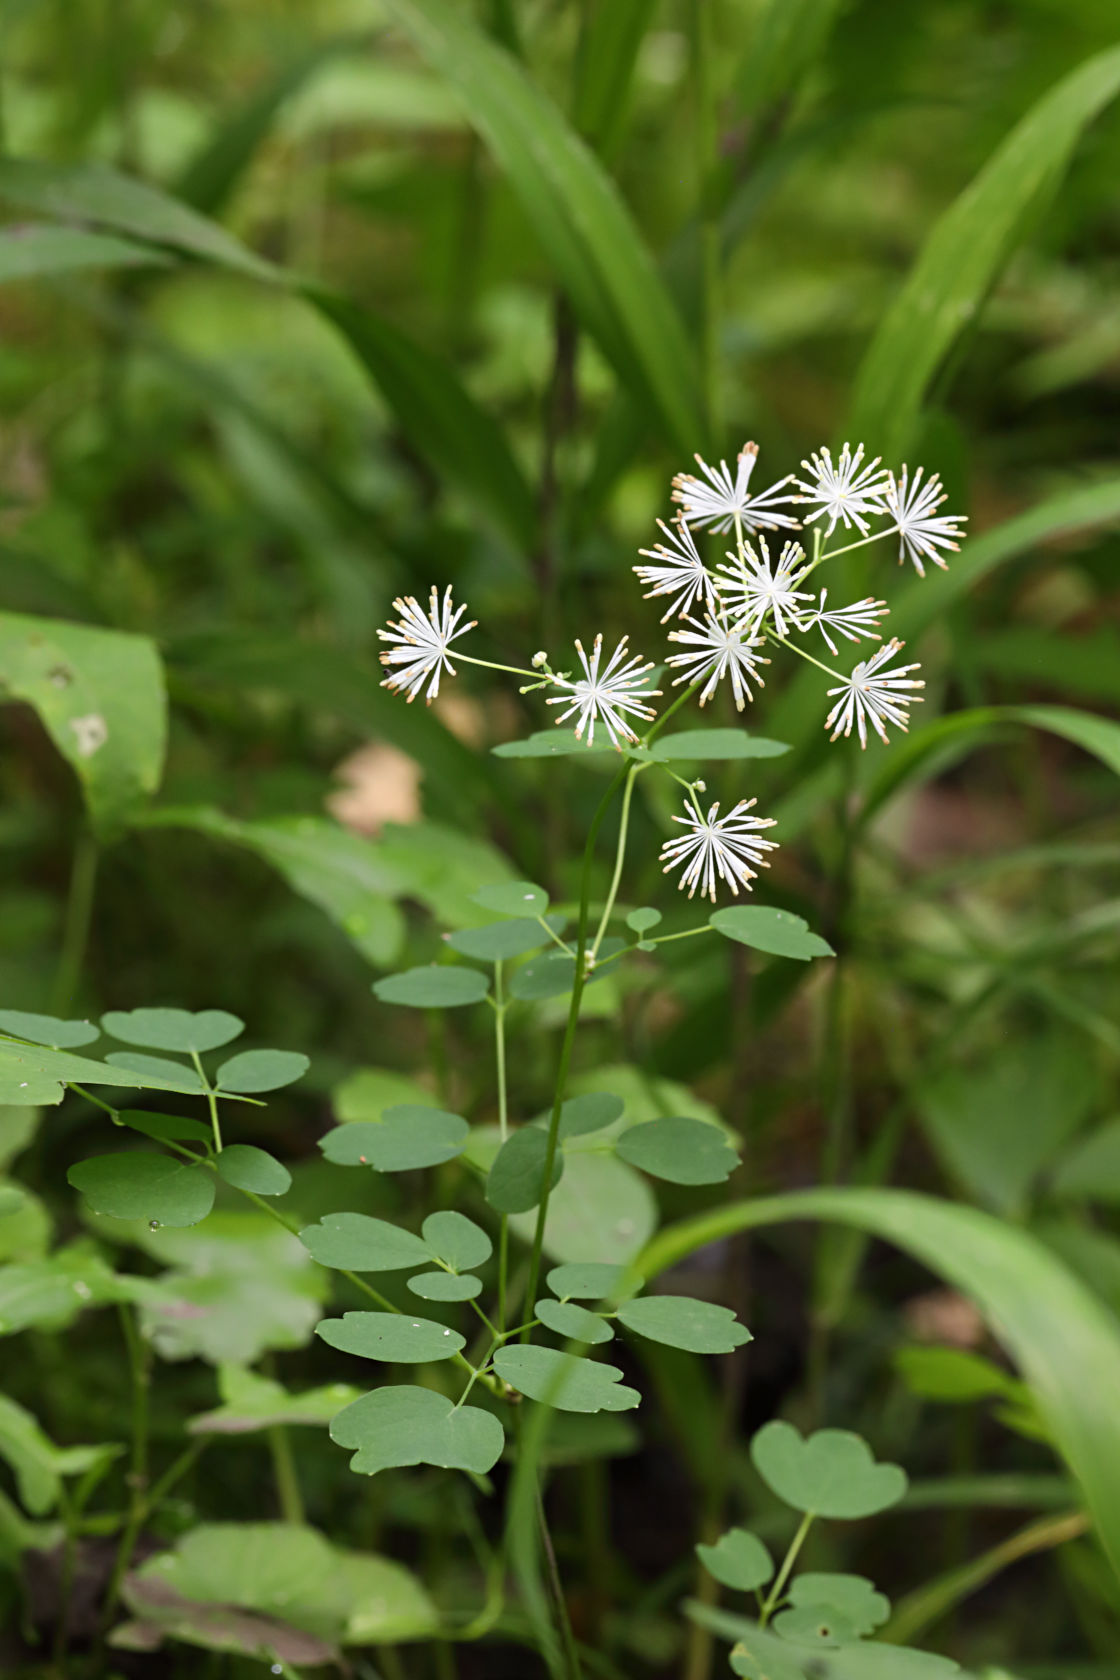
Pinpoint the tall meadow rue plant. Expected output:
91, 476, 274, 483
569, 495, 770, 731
37, 441, 967, 1678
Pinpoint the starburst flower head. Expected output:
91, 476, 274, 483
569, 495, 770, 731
666, 613, 769, 710
715, 535, 813, 637
795, 441, 891, 537
379, 585, 476, 704
660, 798, 778, 902
806, 587, 888, 657
546, 634, 660, 749
885, 466, 967, 576
634, 519, 717, 622
672, 442, 799, 535
824, 638, 924, 748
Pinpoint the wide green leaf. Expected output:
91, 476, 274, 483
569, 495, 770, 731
68, 1154, 216, 1228
535, 1298, 614, 1345
0, 611, 167, 832
570, 0, 656, 159
215, 1146, 292, 1198
546, 1262, 639, 1302
216, 1050, 309, 1093
0, 1038, 208, 1102
445, 915, 565, 962
648, 729, 790, 763
300, 1213, 431, 1273
617, 1295, 752, 1355
422, 1210, 492, 1272
102, 1008, 244, 1055
472, 880, 549, 917
486, 1127, 564, 1214
1053, 1117, 1120, 1203
407, 1271, 482, 1301
378, 0, 705, 455
492, 1346, 640, 1414
616, 1117, 740, 1185
710, 906, 834, 961
696, 1528, 774, 1592
511, 1149, 657, 1265
641, 1186, 1120, 1579
320, 1106, 468, 1173
787, 1574, 890, 1637
0, 1010, 98, 1049
316, 1311, 464, 1363
373, 966, 489, 1009
849, 45, 1120, 456
104, 1052, 204, 1090
750, 1421, 907, 1519
0, 222, 168, 284
330, 1384, 503, 1475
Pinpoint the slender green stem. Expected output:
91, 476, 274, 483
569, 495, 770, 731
50, 829, 99, 1016
537, 914, 574, 955
773, 632, 846, 683
268, 1425, 305, 1525
142, 1438, 207, 1515
816, 526, 893, 563
646, 925, 714, 948
190, 1051, 223, 1152
101, 1306, 151, 1627
759, 1511, 814, 1625
537, 1484, 584, 1680
589, 763, 644, 963
494, 957, 511, 1332
455, 650, 540, 680
640, 675, 702, 745
67, 1082, 120, 1122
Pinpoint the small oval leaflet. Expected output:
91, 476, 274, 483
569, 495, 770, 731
316, 1311, 465, 1363
299, 1212, 431, 1273
625, 907, 661, 934
101, 1007, 245, 1053
547, 1262, 640, 1302
493, 1345, 640, 1414
330, 1384, 504, 1476
617, 1295, 752, 1355
0, 1009, 99, 1049
408, 1271, 482, 1301
709, 906, 834, 961
422, 1210, 492, 1271
319, 1107, 469, 1173
557, 1091, 624, 1140
118, 1109, 212, 1145
215, 1145, 292, 1197
373, 967, 490, 1009
787, 1574, 890, 1637
535, 1298, 614, 1345
648, 728, 790, 762
486, 1127, 563, 1214
471, 880, 549, 916
68, 1153, 215, 1228
104, 1051, 204, 1091
492, 731, 610, 759
216, 1049, 309, 1094
616, 1116, 740, 1184
696, 1528, 774, 1592
750, 1421, 908, 1519
445, 914, 566, 962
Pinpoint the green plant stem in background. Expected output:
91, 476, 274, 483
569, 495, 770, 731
688, 0, 723, 443
100, 1304, 151, 1629
537, 1484, 584, 1680
268, 1424, 305, 1526
51, 1484, 77, 1672
50, 829, 98, 1016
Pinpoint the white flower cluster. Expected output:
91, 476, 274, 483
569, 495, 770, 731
375, 441, 965, 899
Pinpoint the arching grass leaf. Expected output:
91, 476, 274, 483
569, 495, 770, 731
535, 1299, 614, 1344
299, 1213, 430, 1273
319, 1108, 469, 1173
422, 1210, 492, 1271
710, 907, 834, 961
102, 1008, 244, 1055
373, 967, 489, 1009
486, 1128, 564, 1214
316, 1311, 464, 1363
68, 1154, 215, 1228
751, 1421, 907, 1519
0, 1011, 98, 1049
696, 1528, 774, 1592
616, 1117, 739, 1184
493, 1345, 640, 1414
215, 1146, 291, 1198
215, 1050, 309, 1094
330, 1385, 503, 1475
407, 1271, 482, 1301
617, 1295, 751, 1355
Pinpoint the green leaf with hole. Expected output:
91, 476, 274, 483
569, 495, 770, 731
316, 1311, 465, 1363
773, 1605, 858, 1649
330, 1385, 504, 1475
787, 1575, 890, 1637
117, 1111, 213, 1145
422, 1211, 491, 1272
616, 1117, 739, 1184
407, 1271, 482, 1301
535, 1299, 614, 1345
493, 1346, 640, 1414
215, 1146, 291, 1197
68, 1154, 215, 1228
617, 1295, 751, 1355
729, 1629, 805, 1680
445, 915, 565, 962
373, 967, 489, 1009
486, 1128, 564, 1214
696, 1528, 774, 1592
0, 1011, 98, 1049
0, 612, 167, 834
102, 1008, 244, 1055
750, 1421, 907, 1518
320, 1107, 469, 1173
648, 730, 790, 762
299, 1213, 431, 1272
471, 880, 549, 917
849, 44, 1120, 458
547, 1262, 641, 1302
216, 1050, 309, 1094
558, 1092, 624, 1140
710, 907, 833, 960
